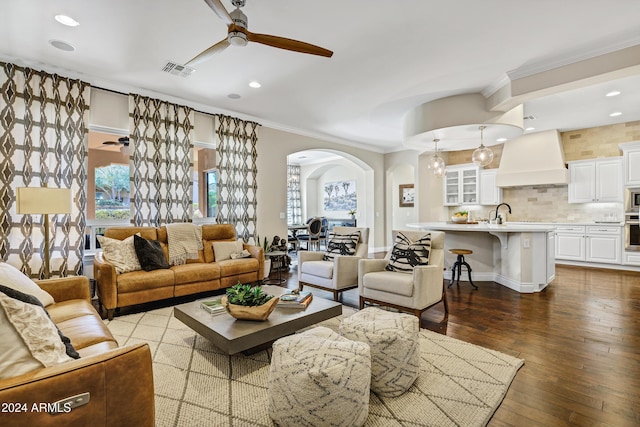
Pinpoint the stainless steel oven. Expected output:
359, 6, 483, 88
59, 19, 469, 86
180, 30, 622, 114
625, 212, 640, 251
626, 188, 640, 212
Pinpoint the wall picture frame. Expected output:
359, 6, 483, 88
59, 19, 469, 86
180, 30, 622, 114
399, 184, 415, 207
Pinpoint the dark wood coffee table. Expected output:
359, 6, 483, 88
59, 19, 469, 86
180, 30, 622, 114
173, 285, 342, 355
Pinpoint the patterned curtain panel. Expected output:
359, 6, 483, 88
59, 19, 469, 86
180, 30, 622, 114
215, 114, 259, 242
129, 94, 194, 226
0, 62, 90, 278
287, 163, 302, 225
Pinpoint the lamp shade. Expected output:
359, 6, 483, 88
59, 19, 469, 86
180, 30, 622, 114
16, 187, 72, 214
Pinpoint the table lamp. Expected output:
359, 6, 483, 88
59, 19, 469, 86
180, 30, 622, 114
16, 186, 72, 278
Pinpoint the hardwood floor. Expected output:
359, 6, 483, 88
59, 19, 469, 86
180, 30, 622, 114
280, 261, 640, 426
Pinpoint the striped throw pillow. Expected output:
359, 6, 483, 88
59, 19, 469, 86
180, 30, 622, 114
323, 232, 361, 261
385, 232, 431, 273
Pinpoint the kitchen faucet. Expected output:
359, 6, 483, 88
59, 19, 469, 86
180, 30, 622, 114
494, 203, 512, 222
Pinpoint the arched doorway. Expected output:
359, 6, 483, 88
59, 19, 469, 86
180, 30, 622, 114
287, 149, 374, 240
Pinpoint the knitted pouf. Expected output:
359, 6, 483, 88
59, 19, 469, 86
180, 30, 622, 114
340, 307, 420, 397
268, 326, 371, 427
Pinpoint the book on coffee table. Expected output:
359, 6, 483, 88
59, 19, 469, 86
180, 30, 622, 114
277, 291, 312, 309
201, 298, 225, 315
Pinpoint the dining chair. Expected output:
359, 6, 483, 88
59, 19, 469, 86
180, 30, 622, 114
297, 217, 323, 251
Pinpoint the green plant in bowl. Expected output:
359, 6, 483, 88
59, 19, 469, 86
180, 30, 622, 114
225, 282, 273, 307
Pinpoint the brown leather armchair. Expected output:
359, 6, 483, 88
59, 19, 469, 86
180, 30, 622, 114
0, 276, 155, 426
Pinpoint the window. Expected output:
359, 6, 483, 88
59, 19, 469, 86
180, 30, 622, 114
94, 164, 130, 219
87, 132, 131, 220
85, 131, 132, 252
206, 170, 217, 217
193, 145, 217, 219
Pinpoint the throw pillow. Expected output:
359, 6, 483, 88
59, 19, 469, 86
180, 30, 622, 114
97, 235, 142, 274
0, 262, 55, 306
0, 290, 76, 380
230, 249, 251, 259
0, 284, 79, 360
323, 232, 361, 261
133, 235, 170, 271
212, 240, 244, 261
385, 232, 431, 273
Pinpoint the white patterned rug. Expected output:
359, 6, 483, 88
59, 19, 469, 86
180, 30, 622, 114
105, 306, 523, 427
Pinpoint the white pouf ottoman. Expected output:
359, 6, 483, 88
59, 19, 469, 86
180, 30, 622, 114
340, 307, 420, 397
268, 326, 371, 427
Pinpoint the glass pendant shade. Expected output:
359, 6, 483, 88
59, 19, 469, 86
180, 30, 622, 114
472, 125, 494, 167
427, 138, 446, 177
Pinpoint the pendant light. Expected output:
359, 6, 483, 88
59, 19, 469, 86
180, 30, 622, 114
471, 125, 494, 167
427, 138, 446, 177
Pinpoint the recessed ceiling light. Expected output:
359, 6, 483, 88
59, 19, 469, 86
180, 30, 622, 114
249, 81, 261, 88
54, 14, 79, 27
49, 39, 75, 52
525, 127, 535, 131
227, 93, 241, 99
496, 138, 507, 142
605, 90, 621, 97
609, 112, 622, 117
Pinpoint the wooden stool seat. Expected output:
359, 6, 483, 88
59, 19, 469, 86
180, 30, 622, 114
448, 248, 478, 290
449, 249, 473, 256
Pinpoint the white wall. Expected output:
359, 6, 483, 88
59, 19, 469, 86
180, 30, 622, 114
388, 164, 416, 230
300, 160, 365, 221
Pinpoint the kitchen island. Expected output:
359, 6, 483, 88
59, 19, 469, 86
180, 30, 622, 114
407, 222, 556, 293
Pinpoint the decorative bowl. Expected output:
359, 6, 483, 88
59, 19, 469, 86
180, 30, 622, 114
221, 295, 278, 321
451, 215, 468, 223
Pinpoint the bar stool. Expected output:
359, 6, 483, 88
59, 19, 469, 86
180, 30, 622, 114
448, 249, 478, 289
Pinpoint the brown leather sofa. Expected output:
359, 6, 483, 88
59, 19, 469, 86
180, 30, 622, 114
0, 276, 154, 426
94, 223, 264, 320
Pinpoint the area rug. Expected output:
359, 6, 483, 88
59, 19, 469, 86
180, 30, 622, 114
105, 307, 524, 427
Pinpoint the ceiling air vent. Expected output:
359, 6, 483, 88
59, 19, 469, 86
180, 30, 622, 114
162, 61, 196, 78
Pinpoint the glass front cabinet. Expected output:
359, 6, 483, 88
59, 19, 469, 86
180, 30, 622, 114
443, 164, 479, 206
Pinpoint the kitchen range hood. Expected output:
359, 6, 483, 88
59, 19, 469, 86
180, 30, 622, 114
495, 129, 568, 187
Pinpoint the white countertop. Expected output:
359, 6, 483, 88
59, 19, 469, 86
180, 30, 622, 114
407, 222, 556, 232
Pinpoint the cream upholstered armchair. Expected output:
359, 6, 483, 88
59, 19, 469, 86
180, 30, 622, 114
358, 230, 448, 318
298, 226, 370, 301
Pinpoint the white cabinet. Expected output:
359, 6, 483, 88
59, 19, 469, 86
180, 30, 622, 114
555, 226, 586, 261
585, 226, 622, 264
620, 141, 640, 186
555, 225, 622, 264
479, 169, 502, 205
568, 158, 622, 203
443, 164, 478, 206
624, 252, 640, 266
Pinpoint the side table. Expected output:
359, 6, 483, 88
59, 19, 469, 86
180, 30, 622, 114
264, 250, 287, 285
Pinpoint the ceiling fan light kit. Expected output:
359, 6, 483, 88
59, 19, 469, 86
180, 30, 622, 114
186, 0, 333, 67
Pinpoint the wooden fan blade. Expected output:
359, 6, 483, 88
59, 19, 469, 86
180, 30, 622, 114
186, 38, 231, 66
247, 31, 333, 58
203, 0, 233, 26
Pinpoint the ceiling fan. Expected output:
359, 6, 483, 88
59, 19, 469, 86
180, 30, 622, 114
102, 137, 130, 147
186, 0, 333, 67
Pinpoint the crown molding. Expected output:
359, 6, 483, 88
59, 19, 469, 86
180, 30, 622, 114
507, 33, 640, 80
